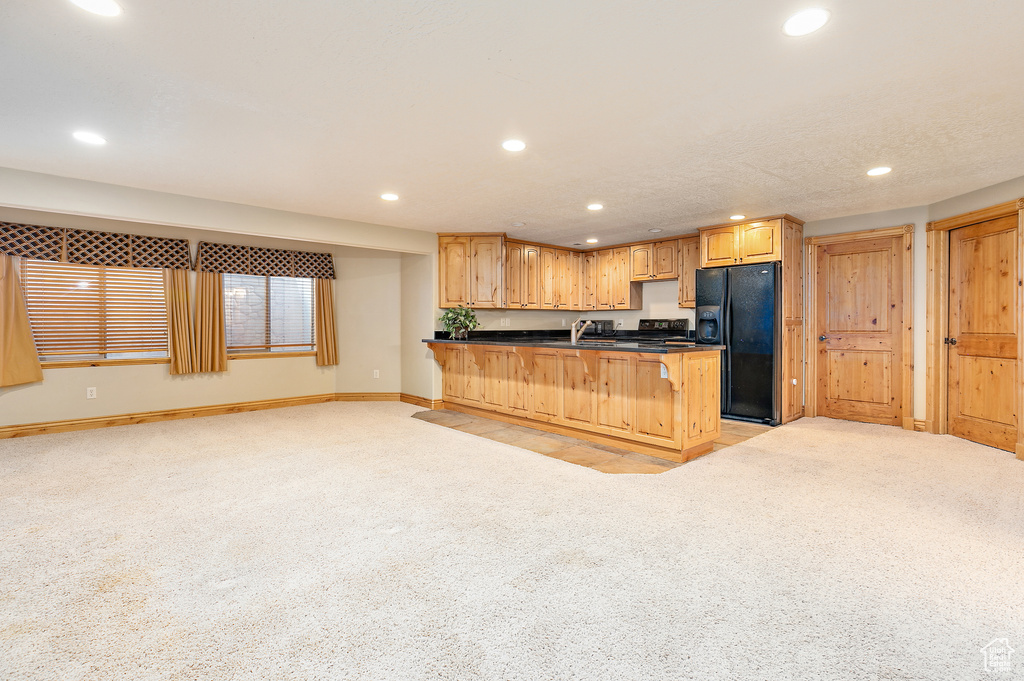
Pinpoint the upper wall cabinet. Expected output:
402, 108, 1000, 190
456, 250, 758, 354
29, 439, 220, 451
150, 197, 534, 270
678, 235, 699, 308
505, 241, 541, 309
630, 240, 679, 281
439, 234, 504, 308
699, 219, 782, 268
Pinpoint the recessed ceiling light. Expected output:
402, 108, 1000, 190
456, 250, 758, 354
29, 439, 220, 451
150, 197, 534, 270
730, 215, 746, 220
867, 166, 892, 176
502, 139, 526, 152
511, 222, 525, 227
587, 204, 603, 211
73, 130, 106, 145
573, 243, 582, 246
783, 8, 830, 36
649, 228, 663, 233
586, 238, 599, 244
69, 0, 123, 17
380, 193, 399, 201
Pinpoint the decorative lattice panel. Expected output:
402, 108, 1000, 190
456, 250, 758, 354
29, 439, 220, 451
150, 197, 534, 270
131, 235, 191, 270
250, 247, 294, 277
294, 250, 335, 279
66, 229, 131, 268
195, 241, 250, 275
0, 223, 64, 261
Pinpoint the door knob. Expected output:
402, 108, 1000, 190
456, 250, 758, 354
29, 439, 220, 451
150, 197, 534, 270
818, 335, 827, 341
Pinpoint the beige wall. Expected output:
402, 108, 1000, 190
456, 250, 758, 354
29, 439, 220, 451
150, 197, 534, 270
803, 174, 1024, 423
0, 188, 427, 426
401, 253, 441, 400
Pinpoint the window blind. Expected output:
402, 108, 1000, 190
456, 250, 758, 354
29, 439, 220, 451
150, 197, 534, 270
223, 273, 314, 352
20, 260, 168, 360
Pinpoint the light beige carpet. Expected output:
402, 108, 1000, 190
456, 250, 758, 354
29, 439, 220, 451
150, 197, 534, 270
1, 402, 1022, 680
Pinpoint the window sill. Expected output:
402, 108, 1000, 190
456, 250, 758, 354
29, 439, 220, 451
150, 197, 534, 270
227, 351, 317, 360
40, 358, 172, 369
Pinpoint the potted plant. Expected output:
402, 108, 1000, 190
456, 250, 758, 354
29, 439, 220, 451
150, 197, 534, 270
439, 305, 479, 340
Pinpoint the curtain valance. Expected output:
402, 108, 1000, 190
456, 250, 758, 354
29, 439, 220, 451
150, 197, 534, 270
0, 223, 191, 270
195, 241, 335, 279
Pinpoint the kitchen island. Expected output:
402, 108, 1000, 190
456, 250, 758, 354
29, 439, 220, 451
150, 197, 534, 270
424, 339, 724, 463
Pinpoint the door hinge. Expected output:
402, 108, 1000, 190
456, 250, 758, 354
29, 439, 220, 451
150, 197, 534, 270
944, 337, 957, 345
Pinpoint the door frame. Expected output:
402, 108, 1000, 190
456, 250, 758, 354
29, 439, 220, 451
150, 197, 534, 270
804, 224, 915, 429
925, 198, 1024, 460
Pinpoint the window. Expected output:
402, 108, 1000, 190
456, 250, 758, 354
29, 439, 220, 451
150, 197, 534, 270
20, 260, 168, 361
223, 273, 314, 353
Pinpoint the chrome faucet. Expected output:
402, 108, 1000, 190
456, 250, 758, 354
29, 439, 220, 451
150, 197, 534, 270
570, 317, 593, 345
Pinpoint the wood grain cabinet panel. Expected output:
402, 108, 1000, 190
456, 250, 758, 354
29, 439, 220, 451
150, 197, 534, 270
507, 350, 531, 414
595, 355, 634, 434
678, 236, 699, 308
700, 226, 739, 268
631, 240, 679, 281
634, 357, 679, 445
481, 347, 508, 411
531, 351, 561, 419
561, 355, 596, 426
438, 236, 470, 307
738, 220, 781, 264
581, 252, 598, 310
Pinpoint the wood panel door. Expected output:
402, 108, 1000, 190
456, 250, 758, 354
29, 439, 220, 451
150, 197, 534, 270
539, 247, 557, 309
523, 245, 541, 309
438, 236, 469, 307
582, 252, 597, 310
630, 244, 653, 280
948, 215, 1019, 450
738, 220, 781, 264
814, 236, 905, 425
652, 240, 679, 279
700, 225, 738, 268
468, 236, 503, 308
678, 236, 699, 308
505, 242, 524, 309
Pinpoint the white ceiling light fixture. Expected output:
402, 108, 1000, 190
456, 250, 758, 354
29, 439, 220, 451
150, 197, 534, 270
730, 215, 746, 220
648, 228, 663, 233
587, 203, 603, 211
501, 139, 526, 152
69, 0, 123, 17
380, 193, 399, 201
867, 166, 892, 176
783, 8, 830, 37
586, 238, 599, 244
73, 130, 107, 145
511, 222, 525, 227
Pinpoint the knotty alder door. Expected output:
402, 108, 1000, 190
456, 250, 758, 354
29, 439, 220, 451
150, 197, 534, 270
947, 215, 1019, 451
814, 236, 905, 425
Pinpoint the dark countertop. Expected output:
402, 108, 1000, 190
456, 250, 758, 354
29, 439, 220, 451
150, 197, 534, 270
423, 338, 724, 354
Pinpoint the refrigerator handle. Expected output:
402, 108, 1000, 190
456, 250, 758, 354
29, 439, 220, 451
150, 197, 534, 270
723, 277, 732, 413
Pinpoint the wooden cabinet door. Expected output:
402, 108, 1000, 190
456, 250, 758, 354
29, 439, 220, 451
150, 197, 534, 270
438, 236, 470, 307
507, 349, 531, 414
505, 241, 524, 309
948, 215, 1019, 451
523, 245, 541, 309
630, 244, 653, 281
738, 220, 781, 264
566, 250, 582, 310
539, 247, 557, 309
611, 247, 630, 307
468, 236, 503, 308
595, 249, 615, 309
700, 226, 738, 268
530, 350, 561, 420
480, 347, 508, 411
814, 236, 904, 426
552, 249, 573, 309
652, 240, 679, 279
678, 236, 699, 308
582, 252, 598, 310
594, 354, 634, 435
634, 356, 682, 447
561, 354, 596, 427
442, 346, 464, 401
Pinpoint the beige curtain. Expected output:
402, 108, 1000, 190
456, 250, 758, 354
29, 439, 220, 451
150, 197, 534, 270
163, 268, 198, 375
0, 255, 43, 387
315, 277, 338, 367
195, 271, 227, 373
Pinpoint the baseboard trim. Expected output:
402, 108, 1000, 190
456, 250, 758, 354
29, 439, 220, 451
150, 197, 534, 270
400, 393, 443, 409
335, 392, 401, 402
913, 419, 926, 432
0, 391, 442, 439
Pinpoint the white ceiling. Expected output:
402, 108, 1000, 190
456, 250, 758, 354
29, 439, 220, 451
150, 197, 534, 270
2, 1, 1023, 247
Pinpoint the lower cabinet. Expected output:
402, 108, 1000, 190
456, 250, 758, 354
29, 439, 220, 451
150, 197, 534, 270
431, 344, 721, 461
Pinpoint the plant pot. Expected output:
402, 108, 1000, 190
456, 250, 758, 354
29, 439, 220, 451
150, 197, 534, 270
451, 328, 469, 340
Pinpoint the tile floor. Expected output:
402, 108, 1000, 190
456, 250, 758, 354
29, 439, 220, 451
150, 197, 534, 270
412, 409, 772, 474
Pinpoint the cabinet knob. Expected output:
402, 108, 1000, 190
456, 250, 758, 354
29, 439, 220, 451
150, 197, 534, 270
818, 335, 827, 341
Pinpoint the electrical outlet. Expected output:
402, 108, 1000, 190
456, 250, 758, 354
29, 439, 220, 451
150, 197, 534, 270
86, 387, 97, 399
617, 319, 624, 327
373, 370, 380, 379
503, 317, 510, 327
562, 318, 566, 327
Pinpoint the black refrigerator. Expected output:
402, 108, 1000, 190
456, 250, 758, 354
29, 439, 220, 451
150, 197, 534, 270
694, 263, 781, 425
